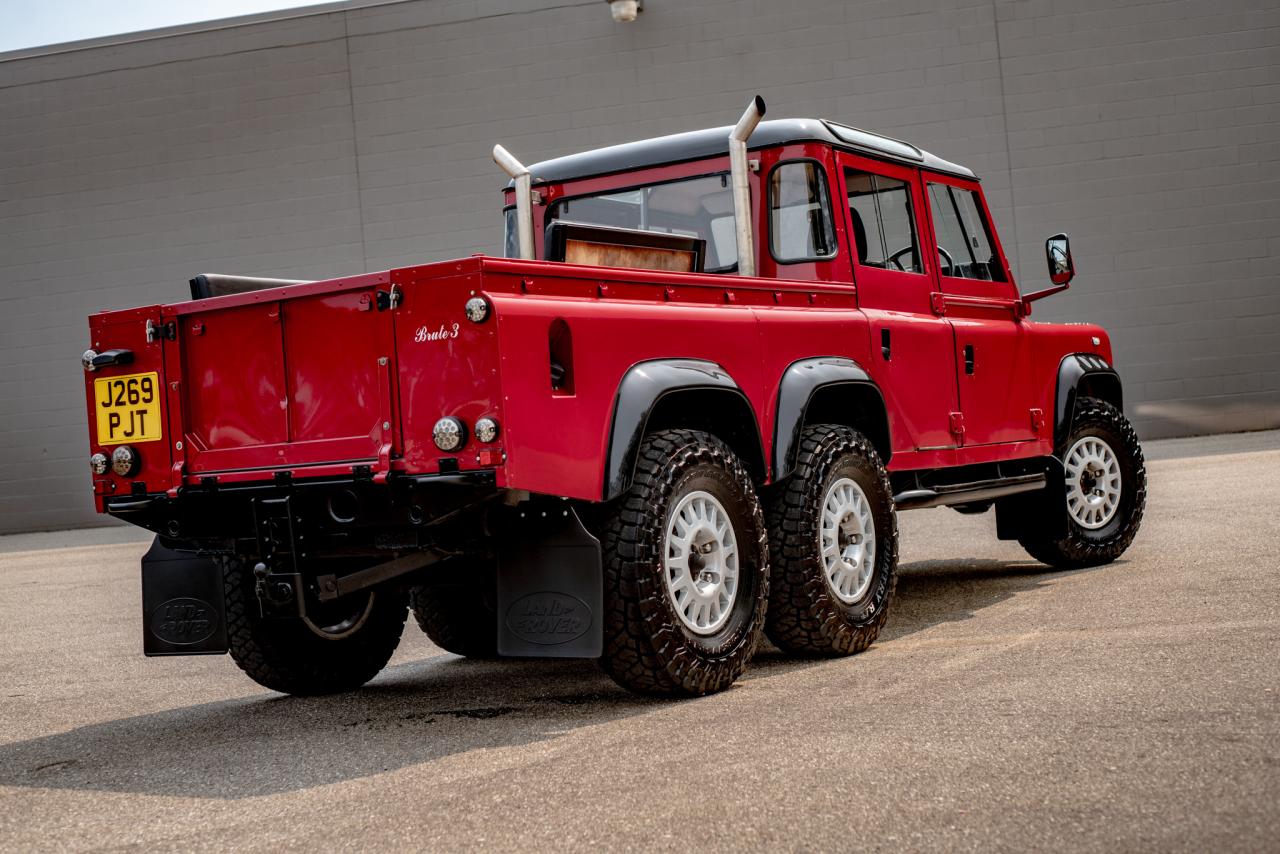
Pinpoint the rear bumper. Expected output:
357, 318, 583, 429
109, 470, 499, 554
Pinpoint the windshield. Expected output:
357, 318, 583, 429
547, 173, 738, 272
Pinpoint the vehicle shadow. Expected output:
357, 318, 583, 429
882, 555, 1104, 643
0, 556, 1104, 800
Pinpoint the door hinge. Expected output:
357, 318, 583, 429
145, 319, 177, 342
930, 292, 947, 316
949, 412, 965, 435
375, 285, 402, 311
1030, 408, 1045, 433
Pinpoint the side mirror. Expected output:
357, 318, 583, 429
1045, 233, 1074, 286
1020, 232, 1074, 313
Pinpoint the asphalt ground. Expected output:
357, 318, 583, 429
1, 431, 1277, 852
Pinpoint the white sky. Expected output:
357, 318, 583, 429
1, 1, 321, 53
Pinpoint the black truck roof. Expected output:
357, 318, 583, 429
517, 118, 976, 188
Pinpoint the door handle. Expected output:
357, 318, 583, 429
964, 344, 975, 375
881, 328, 891, 361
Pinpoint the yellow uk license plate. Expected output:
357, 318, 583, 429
94, 372, 163, 445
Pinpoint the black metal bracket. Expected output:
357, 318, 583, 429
252, 495, 300, 571
375, 288, 403, 311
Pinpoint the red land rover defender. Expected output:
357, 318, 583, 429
81, 98, 1144, 697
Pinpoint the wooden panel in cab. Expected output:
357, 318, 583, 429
564, 239, 699, 273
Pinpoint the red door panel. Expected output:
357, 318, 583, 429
872, 311, 960, 451
835, 152, 959, 458
921, 172, 1038, 449
950, 313, 1037, 446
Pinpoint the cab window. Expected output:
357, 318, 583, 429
503, 207, 518, 258
548, 173, 737, 272
927, 183, 1006, 282
844, 169, 922, 273
769, 161, 836, 263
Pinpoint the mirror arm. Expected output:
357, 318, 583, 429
1020, 282, 1070, 310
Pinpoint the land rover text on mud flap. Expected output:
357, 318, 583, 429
81, 97, 1145, 697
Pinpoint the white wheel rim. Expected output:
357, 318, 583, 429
1064, 436, 1122, 530
819, 477, 876, 604
664, 490, 740, 636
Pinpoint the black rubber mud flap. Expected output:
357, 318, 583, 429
497, 506, 603, 658
996, 457, 1068, 542
141, 537, 229, 656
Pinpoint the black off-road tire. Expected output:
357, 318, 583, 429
1019, 398, 1146, 569
221, 557, 408, 696
599, 429, 769, 696
409, 564, 498, 658
765, 425, 899, 656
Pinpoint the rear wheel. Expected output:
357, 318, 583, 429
765, 425, 898, 656
1019, 398, 1146, 568
409, 561, 498, 658
221, 557, 408, 695
599, 429, 769, 696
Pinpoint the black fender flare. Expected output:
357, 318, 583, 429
603, 359, 762, 501
773, 356, 887, 481
1055, 353, 1123, 447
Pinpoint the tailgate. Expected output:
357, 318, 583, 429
169, 275, 396, 479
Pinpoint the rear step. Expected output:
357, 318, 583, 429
893, 472, 1046, 511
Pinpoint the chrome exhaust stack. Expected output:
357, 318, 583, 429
493, 144, 535, 261
728, 95, 766, 277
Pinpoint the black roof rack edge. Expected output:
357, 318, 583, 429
508, 118, 976, 189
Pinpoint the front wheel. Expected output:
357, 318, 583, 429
1019, 398, 1146, 568
222, 557, 408, 695
599, 429, 769, 696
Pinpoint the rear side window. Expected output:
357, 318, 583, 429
927, 184, 1006, 282
549, 173, 737, 272
844, 169, 922, 273
503, 207, 518, 258
769, 161, 836, 263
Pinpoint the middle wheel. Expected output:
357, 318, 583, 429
409, 557, 498, 659
600, 428, 769, 696
765, 423, 899, 656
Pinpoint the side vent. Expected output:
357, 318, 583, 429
549, 319, 574, 395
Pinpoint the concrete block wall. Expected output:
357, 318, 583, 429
1, 0, 1276, 532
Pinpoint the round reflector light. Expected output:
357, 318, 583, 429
474, 417, 499, 444
432, 417, 467, 452
110, 445, 140, 477
464, 296, 490, 323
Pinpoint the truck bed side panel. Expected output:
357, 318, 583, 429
488, 278, 768, 501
